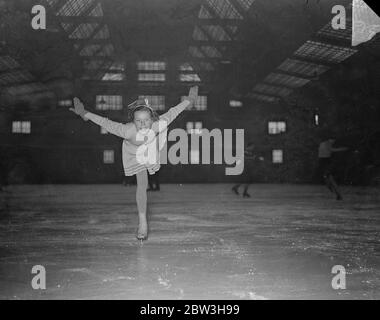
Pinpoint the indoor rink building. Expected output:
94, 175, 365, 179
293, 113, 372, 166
0, 0, 379, 299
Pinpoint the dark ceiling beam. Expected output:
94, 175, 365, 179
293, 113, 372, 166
0, 79, 38, 88
0, 68, 24, 76
193, 39, 240, 46
261, 81, 296, 90
194, 18, 241, 26
187, 56, 223, 62
83, 57, 114, 64
292, 55, 336, 68
68, 39, 111, 44
273, 69, 317, 80
69, 38, 238, 47
6, 87, 51, 96
58, 16, 241, 25
57, 16, 104, 23
82, 67, 119, 72
5, 81, 46, 89
311, 35, 353, 49
82, 55, 118, 60
251, 90, 285, 99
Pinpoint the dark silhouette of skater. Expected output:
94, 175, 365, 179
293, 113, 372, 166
318, 137, 348, 200
232, 143, 264, 198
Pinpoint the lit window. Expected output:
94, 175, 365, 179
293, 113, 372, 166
179, 63, 194, 71
268, 121, 286, 134
181, 95, 207, 111
314, 114, 319, 126
58, 99, 72, 107
109, 62, 125, 71
186, 122, 194, 134
12, 121, 30, 134
138, 95, 165, 111
21, 121, 30, 134
196, 96, 207, 111
138, 73, 166, 82
96, 95, 123, 110
186, 121, 203, 134
272, 150, 283, 164
195, 121, 202, 134
102, 73, 124, 81
12, 121, 21, 133
179, 74, 201, 82
103, 150, 114, 164
229, 100, 242, 107
137, 61, 166, 71
100, 127, 108, 134
190, 149, 200, 164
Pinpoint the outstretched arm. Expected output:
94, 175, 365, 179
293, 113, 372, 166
70, 97, 132, 139
153, 86, 198, 134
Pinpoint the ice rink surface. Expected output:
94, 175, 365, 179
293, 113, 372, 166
0, 184, 379, 299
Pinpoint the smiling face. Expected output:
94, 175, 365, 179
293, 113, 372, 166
133, 109, 153, 131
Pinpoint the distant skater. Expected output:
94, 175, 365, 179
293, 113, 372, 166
70, 86, 198, 242
232, 143, 262, 198
318, 137, 348, 200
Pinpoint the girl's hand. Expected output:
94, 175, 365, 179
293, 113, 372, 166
69, 97, 88, 121
185, 85, 199, 107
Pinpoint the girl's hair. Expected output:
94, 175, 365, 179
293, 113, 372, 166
127, 99, 159, 122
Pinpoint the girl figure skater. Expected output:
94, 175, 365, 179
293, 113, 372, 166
70, 86, 198, 242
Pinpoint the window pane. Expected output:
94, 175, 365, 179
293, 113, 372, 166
315, 114, 319, 126
268, 121, 286, 134
195, 122, 202, 129
22, 121, 31, 134
181, 95, 207, 111
138, 73, 166, 82
58, 99, 72, 107
138, 95, 165, 111
272, 150, 283, 164
179, 63, 194, 71
103, 150, 114, 164
12, 121, 21, 133
96, 95, 123, 110
195, 121, 203, 134
12, 121, 30, 134
229, 100, 242, 107
102, 73, 124, 81
186, 122, 194, 134
179, 74, 201, 82
137, 61, 166, 71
